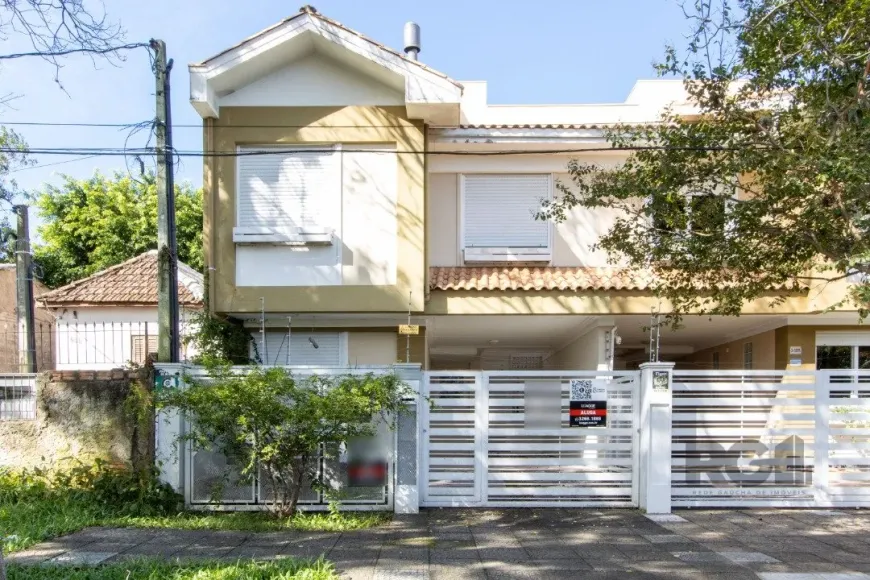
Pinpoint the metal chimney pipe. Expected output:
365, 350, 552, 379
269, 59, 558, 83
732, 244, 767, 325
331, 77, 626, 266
403, 21, 420, 60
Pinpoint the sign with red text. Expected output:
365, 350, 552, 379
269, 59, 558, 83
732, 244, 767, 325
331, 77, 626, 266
569, 379, 608, 427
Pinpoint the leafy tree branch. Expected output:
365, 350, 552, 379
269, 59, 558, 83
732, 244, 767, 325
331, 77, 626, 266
542, 0, 870, 321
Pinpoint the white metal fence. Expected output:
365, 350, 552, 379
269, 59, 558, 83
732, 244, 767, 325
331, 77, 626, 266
420, 370, 640, 508
0, 374, 38, 420
176, 366, 397, 511
672, 369, 870, 508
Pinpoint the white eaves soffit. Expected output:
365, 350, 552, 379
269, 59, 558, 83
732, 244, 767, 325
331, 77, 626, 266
188, 11, 462, 123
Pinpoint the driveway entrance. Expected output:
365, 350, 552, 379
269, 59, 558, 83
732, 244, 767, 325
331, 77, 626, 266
420, 370, 640, 508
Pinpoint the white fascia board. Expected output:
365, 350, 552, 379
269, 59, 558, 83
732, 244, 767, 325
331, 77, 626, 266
189, 13, 461, 119
429, 127, 608, 144
189, 70, 218, 118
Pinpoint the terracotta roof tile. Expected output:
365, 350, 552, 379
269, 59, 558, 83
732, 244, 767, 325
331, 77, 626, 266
429, 266, 655, 292
38, 251, 203, 307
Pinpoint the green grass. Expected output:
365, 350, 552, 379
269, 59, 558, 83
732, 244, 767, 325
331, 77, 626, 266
109, 510, 392, 533
5, 557, 338, 579
1, 465, 391, 556
1, 496, 391, 553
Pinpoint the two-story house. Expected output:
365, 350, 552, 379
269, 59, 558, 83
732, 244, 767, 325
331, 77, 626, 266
189, 6, 866, 374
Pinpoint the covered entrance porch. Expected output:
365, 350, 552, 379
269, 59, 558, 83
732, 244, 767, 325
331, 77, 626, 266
425, 313, 870, 372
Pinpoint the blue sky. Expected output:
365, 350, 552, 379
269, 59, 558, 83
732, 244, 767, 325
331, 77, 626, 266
3, 0, 687, 198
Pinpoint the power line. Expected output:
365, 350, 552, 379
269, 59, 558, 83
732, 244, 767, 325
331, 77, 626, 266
0, 120, 442, 129
9, 154, 102, 173
3, 145, 737, 158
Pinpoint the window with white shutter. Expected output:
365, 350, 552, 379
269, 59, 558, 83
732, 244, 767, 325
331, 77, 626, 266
234, 146, 340, 244
131, 335, 158, 365
461, 174, 552, 263
252, 331, 346, 366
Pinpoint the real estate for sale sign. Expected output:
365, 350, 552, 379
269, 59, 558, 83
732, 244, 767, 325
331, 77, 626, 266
569, 379, 608, 427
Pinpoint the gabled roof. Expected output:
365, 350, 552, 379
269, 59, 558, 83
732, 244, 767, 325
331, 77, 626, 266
189, 5, 462, 122
194, 5, 460, 87
38, 251, 203, 308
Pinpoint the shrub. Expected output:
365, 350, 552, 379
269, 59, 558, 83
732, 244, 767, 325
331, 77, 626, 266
0, 460, 180, 516
158, 360, 413, 517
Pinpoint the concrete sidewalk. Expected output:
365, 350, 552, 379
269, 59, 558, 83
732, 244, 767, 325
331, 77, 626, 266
10, 509, 870, 579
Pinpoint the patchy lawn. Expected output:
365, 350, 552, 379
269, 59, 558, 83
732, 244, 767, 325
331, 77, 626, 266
1, 496, 391, 553
5, 557, 338, 579
111, 510, 392, 533
1, 464, 390, 554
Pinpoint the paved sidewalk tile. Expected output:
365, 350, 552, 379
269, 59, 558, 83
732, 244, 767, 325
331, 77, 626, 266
46, 551, 116, 565
720, 551, 781, 564
11, 507, 870, 579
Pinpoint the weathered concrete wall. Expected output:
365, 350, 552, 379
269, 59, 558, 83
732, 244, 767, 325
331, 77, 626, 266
0, 369, 153, 470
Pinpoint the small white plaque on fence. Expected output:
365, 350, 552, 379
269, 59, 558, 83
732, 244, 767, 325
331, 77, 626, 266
789, 346, 802, 355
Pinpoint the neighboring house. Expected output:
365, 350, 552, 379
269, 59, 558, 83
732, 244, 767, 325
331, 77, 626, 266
0, 264, 55, 372
37, 251, 202, 370
188, 5, 866, 372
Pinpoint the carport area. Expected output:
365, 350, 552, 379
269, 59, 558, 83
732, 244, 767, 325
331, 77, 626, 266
425, 314, 790, 371
425, 313, 869, 371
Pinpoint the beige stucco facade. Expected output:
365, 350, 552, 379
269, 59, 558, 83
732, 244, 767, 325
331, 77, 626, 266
204, 106, 426, 315
192, 9, 869, 373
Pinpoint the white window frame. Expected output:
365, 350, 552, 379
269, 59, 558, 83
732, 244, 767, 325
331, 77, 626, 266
816, 332, 870, 370
458, 173, 554, 264
648, 183, 737, 240
233, 144, 341, 245
816, 331, 870, 395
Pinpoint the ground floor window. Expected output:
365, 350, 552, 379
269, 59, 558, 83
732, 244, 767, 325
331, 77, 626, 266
743, 342, 753, 370
816, 340, 870, 396
817, 345, 870, 370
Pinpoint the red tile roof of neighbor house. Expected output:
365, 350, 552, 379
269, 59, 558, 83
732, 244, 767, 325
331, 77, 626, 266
37, 251, 203, 307
429, 267, 657, 292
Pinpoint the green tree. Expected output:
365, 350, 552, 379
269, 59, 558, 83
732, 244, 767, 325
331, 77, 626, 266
0, 127, 31, 261
543, 0, 870, 320
33, 171, 203, 288
158, 361, 412, 517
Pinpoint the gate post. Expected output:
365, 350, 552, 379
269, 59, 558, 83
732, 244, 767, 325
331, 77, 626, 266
393, 363, 423, 514
153, 363, 185, 494
638, 362, 674, 514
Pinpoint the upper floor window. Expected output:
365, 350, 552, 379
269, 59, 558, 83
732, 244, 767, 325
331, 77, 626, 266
652, 192, 727, 239
461, 174, 551, 263
234, 146, 340, 244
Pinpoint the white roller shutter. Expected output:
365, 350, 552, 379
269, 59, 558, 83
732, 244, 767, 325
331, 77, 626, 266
463, 174, 550, 248
236, 147, 339, 231
254, 332, 345, 366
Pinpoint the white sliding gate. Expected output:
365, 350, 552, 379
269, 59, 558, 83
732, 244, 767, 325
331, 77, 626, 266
420, 371, 640, 507
672, 369, 870, 508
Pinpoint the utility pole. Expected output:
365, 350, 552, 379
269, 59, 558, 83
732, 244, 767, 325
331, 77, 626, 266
152, 38, 180, 363
14, 205, 36, 373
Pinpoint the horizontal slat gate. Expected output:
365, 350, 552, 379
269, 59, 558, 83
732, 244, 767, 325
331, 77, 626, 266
672, 370, 870, 508
422, 371, 640, 508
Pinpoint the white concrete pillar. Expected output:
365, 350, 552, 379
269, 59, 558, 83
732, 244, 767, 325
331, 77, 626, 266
638, 362, 675, 514
154, 363, 185, 493
393, 363, 423, 514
